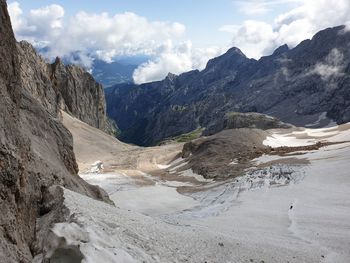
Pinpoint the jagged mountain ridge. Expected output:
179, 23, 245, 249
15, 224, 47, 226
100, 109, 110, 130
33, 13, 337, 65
17, 40, 114, 134
106, 25, 350, 146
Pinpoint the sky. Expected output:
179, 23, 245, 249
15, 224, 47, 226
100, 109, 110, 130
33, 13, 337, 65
8, 0, 350, 83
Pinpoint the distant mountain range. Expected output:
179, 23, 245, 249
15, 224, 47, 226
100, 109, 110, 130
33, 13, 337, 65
106, 25, 350, 146
91, 59, 137, 87
91, 56, 150, 87
37, 49, 147, 87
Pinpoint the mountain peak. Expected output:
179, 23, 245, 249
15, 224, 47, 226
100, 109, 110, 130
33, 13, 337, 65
272, 44, 289, 56
205, 46, 248, 71
166, 72, 177, 80
225, 47, 246, 57
106, 25, 350, 146
54, 56, 61, 64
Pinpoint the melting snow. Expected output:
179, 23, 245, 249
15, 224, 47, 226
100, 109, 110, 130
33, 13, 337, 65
44, 124, 350, 262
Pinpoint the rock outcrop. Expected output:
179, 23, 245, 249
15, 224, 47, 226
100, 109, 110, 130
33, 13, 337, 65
106, 25, 350, 146
181, 129, 269, 179
203, 112, 293, 136
0, 1, 110, 262
17, 40, 111, 133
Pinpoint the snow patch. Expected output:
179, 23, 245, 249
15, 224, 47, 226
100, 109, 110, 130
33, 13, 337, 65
110, 184, 199, 216
176, 164, 306, 219
81, 171, 198, 216
229, 159, 238, 165
88, 160, 104, 173
263, 124, 350, 147
157, 163, 171, 169
305, 112, 335, 128
179, 169, 213, 183
263, 133, 317, 147
168, 160, 188, 173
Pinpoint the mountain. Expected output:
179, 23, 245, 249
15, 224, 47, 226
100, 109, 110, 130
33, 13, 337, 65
0, 1, 111, 262
91, 59, 137, 87
106, 26, 350, 146
17, 41, 117, 135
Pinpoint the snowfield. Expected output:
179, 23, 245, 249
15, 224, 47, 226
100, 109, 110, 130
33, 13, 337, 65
51, 122, 350, 263
263, 123, 350, 147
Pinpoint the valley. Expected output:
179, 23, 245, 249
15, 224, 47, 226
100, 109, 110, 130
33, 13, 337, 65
47, 112, 350, 263
1, 0, 350, 262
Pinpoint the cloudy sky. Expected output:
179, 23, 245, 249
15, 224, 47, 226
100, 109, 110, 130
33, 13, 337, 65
8, 0, 350, 84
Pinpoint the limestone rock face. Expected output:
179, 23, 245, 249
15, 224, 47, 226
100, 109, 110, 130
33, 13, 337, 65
17, 41, 109, 133
0, 1, 110, 262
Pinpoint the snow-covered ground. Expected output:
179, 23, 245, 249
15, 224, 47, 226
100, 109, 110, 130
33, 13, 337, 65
49, 124, 350, 262
264, 123, 350, 147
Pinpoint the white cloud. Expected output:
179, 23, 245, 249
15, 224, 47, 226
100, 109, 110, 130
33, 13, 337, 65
8, 2, 23, 32
133, 41, 222, 84
28, 4, 64, 33
62, 11, 185, 57
308, 49, 345, 81
224, 0, 350, 59
8, 2, 187, 64
220, 20, 277, 58
9, 2, 65, 42
8, 2, 222, 84
10, 0, 350, 84
233, 0, 303, 16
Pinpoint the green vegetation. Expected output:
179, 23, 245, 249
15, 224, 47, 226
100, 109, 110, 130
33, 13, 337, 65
158, 127, 204, 145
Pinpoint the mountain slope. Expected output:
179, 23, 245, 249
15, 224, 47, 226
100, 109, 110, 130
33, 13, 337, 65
106, 25, 350, 146
17, 41, 113, 134
0, 1, 110, 262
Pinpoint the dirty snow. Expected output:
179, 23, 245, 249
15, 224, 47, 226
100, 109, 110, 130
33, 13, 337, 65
305, 112, 337, 128
264, 124, 349, 147
179, 169, 213, 183
48, 124, 350, 262
88, 160, 104, 173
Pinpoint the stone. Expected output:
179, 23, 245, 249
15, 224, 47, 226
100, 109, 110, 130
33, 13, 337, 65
106, 25, 350, 146
0, 1, 111, 262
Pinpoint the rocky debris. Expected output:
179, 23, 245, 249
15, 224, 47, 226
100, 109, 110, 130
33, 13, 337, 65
31, 186, 87, 263
203, 112, 293, 136
106, 25, 350, 146
181, 129, 268, 179
268, 141, 347, 155
17, 40, 114, 134
180, 127, 342, 180
0, 1, 111, 262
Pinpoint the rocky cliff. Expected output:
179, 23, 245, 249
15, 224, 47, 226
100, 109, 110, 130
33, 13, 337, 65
106, 26, 350, 146
17, 40, 112, 133
0, 1, 110, 262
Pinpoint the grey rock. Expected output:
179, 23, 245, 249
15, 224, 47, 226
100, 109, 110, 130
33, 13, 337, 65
17, 41, 113, 134
181, 129, 268, 179
203, 112, 293, 136
0, 1, 111, 262
106, 25, 350, 146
